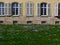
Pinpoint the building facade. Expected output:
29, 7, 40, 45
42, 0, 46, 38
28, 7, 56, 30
0, 0, 60, 24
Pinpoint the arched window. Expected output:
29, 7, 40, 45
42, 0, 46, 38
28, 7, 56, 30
37, 2, 50, 16
41, 3, 47, 15
0, 2, 4, 15
12, 2, 18, 15
26, 2, 33, 16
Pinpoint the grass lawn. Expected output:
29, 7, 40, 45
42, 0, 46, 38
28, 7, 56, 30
0, 24, 60, 45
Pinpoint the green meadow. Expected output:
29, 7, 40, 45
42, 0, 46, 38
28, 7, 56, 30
0, 24, 60, 45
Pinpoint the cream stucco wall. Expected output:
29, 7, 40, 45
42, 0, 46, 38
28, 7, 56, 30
0, 0, 59, 17
0, 0, 60, 24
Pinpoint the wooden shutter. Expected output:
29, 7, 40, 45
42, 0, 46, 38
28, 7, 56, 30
54, 3, 58, 16
48, 3, 50, 16
18, 3, 23, 16
5, 3, 11, 16
4, 3, 7, 16
37, 3, 41, 16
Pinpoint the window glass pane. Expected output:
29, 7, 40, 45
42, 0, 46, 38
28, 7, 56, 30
44, 8, 46, 15
30, 8, 33, 15
41, 3, 46, 7
27, 8, 29, 15
41, 3, 43, 7
43, 3, 46, 7
30, 3, 33, 7
16, 8, 18, 15
0, 4, 1, 7
58, 4, 60, 8
12, 3, 18, 15
12, 3, 18, 7
0, 3, 4, 7
12, 8, 15, 15
41, 8, 43, 15
58, 3, 60, 15
16, 3, 18, 7
2, 8, 4, 15
0, 3, 4, 15
1, 3, 4, 7
0, 8, 1, 15
58, 9, 60, 15
12, 4, 16, 7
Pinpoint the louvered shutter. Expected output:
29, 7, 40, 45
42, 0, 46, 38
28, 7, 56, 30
5, 3, 11, 16
37, 3, 41, 16
4, 3, 7, 16
54, 3, 58, 16
18, 3, 23, 16
48, 3, 50, 16
30, 2, 34, 16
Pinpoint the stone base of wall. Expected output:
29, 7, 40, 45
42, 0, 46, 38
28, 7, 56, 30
0, 16, 60, 24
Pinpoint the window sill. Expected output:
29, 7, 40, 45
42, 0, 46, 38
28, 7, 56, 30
26, 15, 34, 17
40, 15, 48, 16
12, 15, 20, 17
0, 15, 5, 17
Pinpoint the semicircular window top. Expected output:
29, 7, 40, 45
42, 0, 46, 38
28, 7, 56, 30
0, 2, 4, 16
12, 2, 19, 16
37, 2, 50, 16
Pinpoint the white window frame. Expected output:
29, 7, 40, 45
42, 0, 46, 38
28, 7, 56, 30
37, 3, 49, 16
26, 2, 34, 16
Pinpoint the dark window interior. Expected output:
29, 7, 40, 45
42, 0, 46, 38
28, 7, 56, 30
55, 21, 59, 24
0, 2, 4, 15
13, 21, 17, 24
0, 21, 3, 23
27, 21, 32, 24
40, 3, 47, 15
41, 21, 46, 24
58, 4, 60, 16
12, 2, 18, 15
